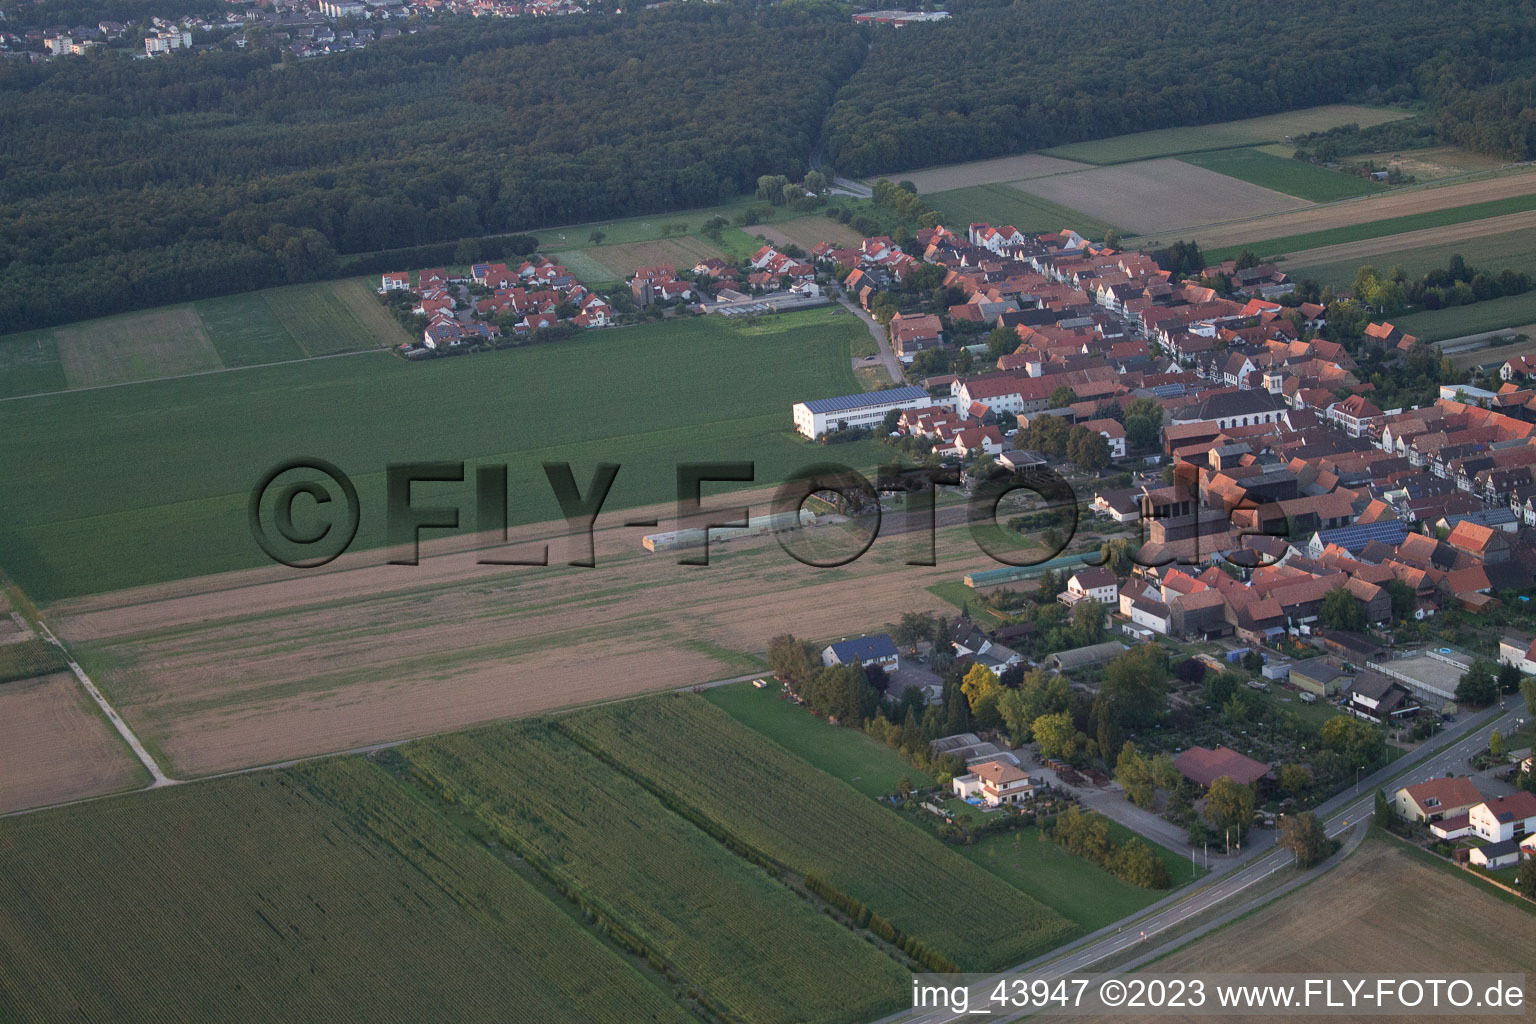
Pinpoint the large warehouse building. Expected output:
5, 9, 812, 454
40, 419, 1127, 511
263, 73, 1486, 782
792, 386, 938, 439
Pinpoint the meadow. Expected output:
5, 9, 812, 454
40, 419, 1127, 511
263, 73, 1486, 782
926, 182, 1119, 239
0, 309, 884, 602
0, 760, 695, 1023
704, 679, 932, 796
1039, 104, 1411, 164
401, 722, 911, 1024
947, 820, 1199, 933
562, 695, 1076, 970
0, 277, 411, 398
1178, 147, 1388, 202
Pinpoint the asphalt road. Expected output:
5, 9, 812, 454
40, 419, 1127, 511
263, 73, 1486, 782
838, 295, 907, 384
874, 702, 1521, 1024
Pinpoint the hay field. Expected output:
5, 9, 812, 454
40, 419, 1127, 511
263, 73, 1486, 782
54, 306, 222, 389
754, 215, 864, 250
1014, 159, 1308, 235
51, 505, 992, 777
0, 672, 145, 812
881, 153, 1091, 192
1065, 837, 1536, 1024
582, 236, 727, 279
1041, 104, 1411, 164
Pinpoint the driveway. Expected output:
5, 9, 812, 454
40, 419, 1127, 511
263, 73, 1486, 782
836, 295, 906, 385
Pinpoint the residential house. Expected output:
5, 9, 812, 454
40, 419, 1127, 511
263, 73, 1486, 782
1393, 777, 1484, 823
821, 634, 900, 671
1468, 792, 1536, 843
952, 761, 1035, 806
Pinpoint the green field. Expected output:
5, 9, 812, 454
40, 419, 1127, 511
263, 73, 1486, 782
1202, 192, 1536, 264
0, 277, 412, 399
1289, 226, 1536, 289
0, 309, 884, 602
1041, 104, 1411, 165
704, 680, 933, 796
0, 760, 695, 1023
563, 695, 1075, 970
1179, 148, 1388, 202
401, 722, 910, 1024
0, 638, 67, 684
927, 182, 1119, 239
949, 819, 1199, 933
1394, 291, 1536, 342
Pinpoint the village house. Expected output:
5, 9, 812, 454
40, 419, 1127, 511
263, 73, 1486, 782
951, 761, 1034, 807
821, 634, 900, 671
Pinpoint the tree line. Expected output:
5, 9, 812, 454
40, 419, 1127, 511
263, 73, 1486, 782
821, 0, 1536, 176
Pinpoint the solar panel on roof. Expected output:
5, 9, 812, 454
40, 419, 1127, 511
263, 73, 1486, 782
801, 386, 929, 415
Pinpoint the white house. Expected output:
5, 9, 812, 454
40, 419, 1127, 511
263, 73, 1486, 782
380, 272, 410, 292
1061, 568, 1118, 607
1498, 635, 1536, 675
1468, 792, 1536, 844
951, 761, 1034, 807
792, 386, 937, 439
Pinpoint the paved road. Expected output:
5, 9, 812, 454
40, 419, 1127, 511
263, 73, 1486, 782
874, 702, 1519, 1024
838, 295, 907, 385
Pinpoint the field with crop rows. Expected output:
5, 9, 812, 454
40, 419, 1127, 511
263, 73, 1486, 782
0, 638, 66, 684
562, 695, 1077, 969
402, 722, 911, 1024
1178, 147, 1387, 202
0, 760, 693, 1023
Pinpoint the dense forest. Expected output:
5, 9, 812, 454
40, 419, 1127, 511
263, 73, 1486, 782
0, 6, 864, 332
821, 0, 1536, 174
6, 0, 1536, 333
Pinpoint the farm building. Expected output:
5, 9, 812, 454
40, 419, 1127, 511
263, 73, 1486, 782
792, 386, 938, 439
1045, 641, 1127, 672
641, 509, 814, 552
1289, 659, 1348, 697
1468, 839, 1523, 870
1173, 745, 1272, 790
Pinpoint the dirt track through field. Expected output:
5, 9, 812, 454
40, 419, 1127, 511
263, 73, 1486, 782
1282, 208, 1536, 267
1015, 160, 1309, 235
49, 488, 998, 777
1152, 169, 1536, 248
0, 673, 144, 812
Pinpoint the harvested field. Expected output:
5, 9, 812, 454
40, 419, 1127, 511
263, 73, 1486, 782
1064, 837, 1536, 1024
880, 153, 1090, 193
51, 502, 991, 777
1014, 159, 1307, 236
1352, 144, 1511, 181
1156, 169, 1536, 250
0, 672, 144, 812
753, 215, 863, 250
1041, 104, 1411, 165
1284, 214, 1536, 284
54, 306, 221, 389
581, 236, 727, 279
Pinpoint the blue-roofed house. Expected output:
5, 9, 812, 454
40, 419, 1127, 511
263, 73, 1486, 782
821, 634, 900, 671
792, 386, 940, 439
1305, 519, 1409, 558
